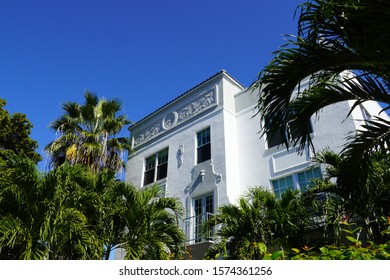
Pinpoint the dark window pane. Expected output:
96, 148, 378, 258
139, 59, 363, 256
197, 128, 211, 163
145, 156, 155, 171
267, 129, 284, 148
205, 195, 213, 213
158, 148, 168, 164
157, 162, 168, 180
290, 120, 313, 140
144, 168, 155, 185
265, 116, 284, 148
144, 148, 169, 185
157, 148, 169, 180
194, 198, 202, 216
197, 143, 211, 163
197, 127, 210, 147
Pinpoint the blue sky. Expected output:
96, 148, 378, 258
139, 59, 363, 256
0, 0, 302, 168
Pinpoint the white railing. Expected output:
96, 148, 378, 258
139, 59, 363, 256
182, 212, 216, 244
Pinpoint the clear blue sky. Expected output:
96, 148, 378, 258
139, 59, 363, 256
0, 0, 303, 168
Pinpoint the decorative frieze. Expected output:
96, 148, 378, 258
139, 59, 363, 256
177, 91, 216, 123
133, 89, 217, 147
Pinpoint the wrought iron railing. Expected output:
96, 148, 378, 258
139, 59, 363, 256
182, 212, 216, 244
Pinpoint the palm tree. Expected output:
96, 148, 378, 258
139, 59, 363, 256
204, 187, 311, 260
45, 91, 131, 173
117, 184, 186, 260
252, 0, 390, 189
0, 153, 186, 260
307, 149, 390, 244
0, 154, 47, 259
42, 163, 104, 259
0, 154, 103, 259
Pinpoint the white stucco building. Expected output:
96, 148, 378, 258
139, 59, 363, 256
124, 70, 388, 259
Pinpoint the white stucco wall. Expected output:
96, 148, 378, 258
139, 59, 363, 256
126, 70, 389, 215
126, 71, 244, 218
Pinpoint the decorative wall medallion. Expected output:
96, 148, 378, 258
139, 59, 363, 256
162, 111, 178, 130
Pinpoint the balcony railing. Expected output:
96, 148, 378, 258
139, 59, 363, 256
182, 212, 217, 244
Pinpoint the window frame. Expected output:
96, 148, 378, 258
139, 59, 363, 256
193, 192, 214, 243
156, 148, 169, 181
272, 175, 294, 199
196, 127, 211, 164
271, 167, 322, 199
143, 147, 169, 186
265, 116, 313, 149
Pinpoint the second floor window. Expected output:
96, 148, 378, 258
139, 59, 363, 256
143, 148, 169, 186
156, 148, 169, 180
265, 116, 313, 149
197, 127, 211, 164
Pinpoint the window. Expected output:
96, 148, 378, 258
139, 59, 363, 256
193, 193, 214, 243
271, 167, 322, 199
265, 116, 285, 148
265, 116, 313, 149
272, 175, 294, 199
297, 167, 322, 192
197, 127, 211, 164
143, 156, 156, 186
156, 148, 168, 180
143, 148, 169, 186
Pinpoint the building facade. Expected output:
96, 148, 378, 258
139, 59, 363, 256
123, 70, 388, 259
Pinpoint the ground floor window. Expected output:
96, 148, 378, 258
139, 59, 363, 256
272, 175, 294, 199
297, 167, 322, 192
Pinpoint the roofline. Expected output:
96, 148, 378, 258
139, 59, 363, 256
129, 70, 245, 129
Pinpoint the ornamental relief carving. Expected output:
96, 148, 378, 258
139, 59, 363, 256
133, 123, 161, 146
177, 91, 215, 123
133, 90, 217, 147
162, 111, 178, 130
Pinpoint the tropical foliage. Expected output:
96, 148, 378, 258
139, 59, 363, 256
0, 154, 185, 260
0, 92, 187, 260
204, 187, 312, 260
45, 91, 131, 173
0, 155, 101, 259
284, 217, 390, 260
252, 0, 390, 189
118, 184, 185, 260
0, 99, 41, 163
306, 149, 390, 245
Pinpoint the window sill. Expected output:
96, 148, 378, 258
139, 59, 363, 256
195, 159, 211, 167
143, 177, 167, 188
264, 133, 315, 157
